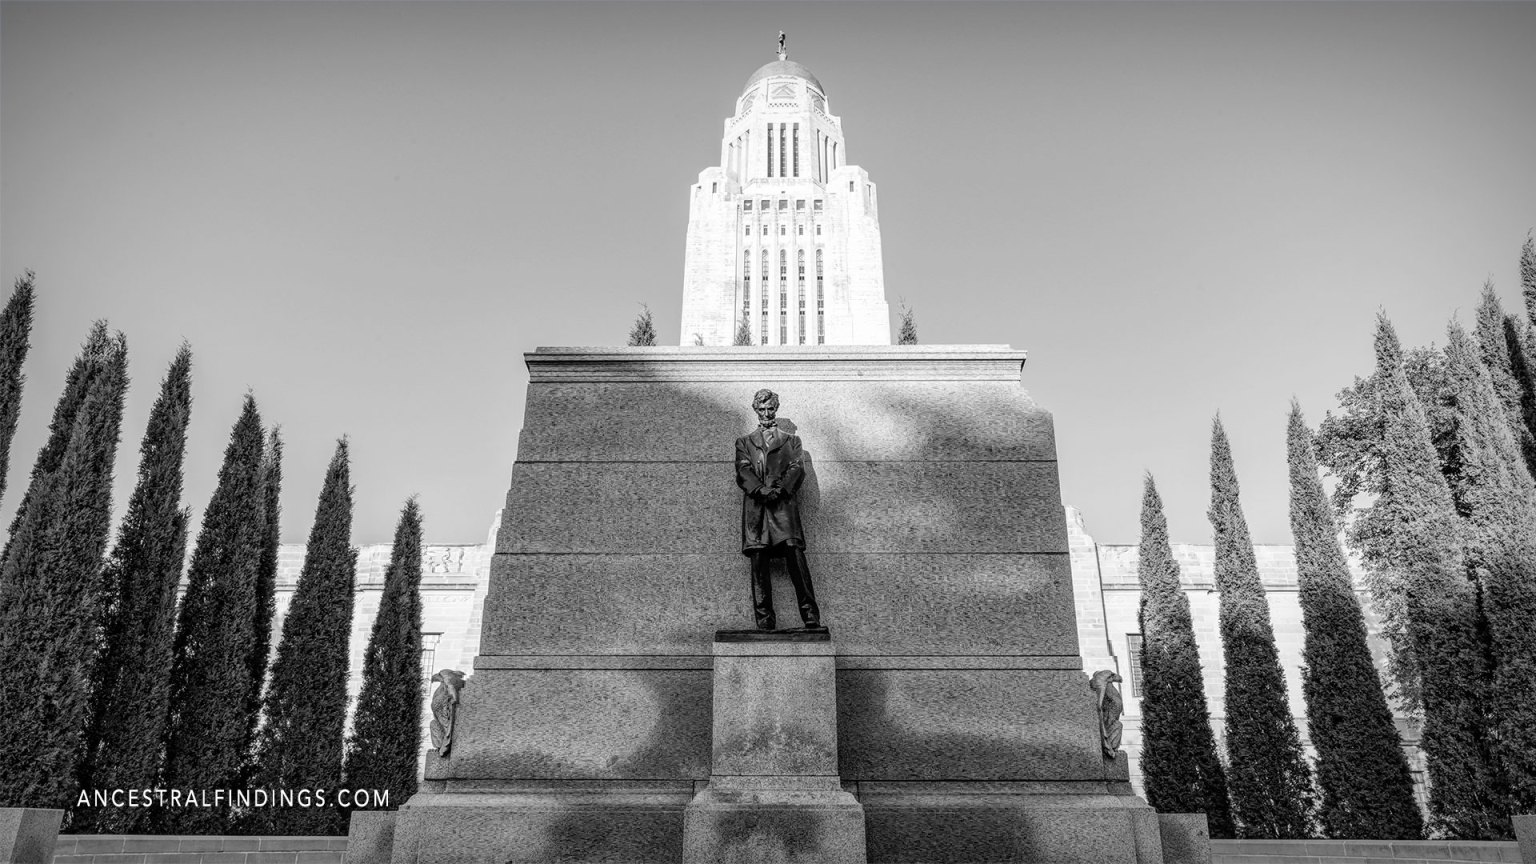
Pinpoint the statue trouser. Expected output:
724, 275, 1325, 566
750, 545, 821, 630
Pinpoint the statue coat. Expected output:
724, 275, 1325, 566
735, 426, 806, 553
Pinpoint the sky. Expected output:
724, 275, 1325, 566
2, 1, 1534, 548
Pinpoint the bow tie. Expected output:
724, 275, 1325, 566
760, 422, 777, 429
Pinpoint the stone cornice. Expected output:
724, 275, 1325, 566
523, 345, 1029, 383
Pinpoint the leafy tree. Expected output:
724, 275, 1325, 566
733, 315, 753, 346
897, 302, 918, 345
247, 439, 357, 835
628, 304, 657, 346
78, 346, 193, 833
1209, 417, 1315, 838
1288, 402, 1422, 839
1364, 353, 1506, 838
163, 396, 268, 833
1316, 316, 1443, 715
345, 497, 425, 811
245, 427, 284, 764
1441, 322, 1536, 816
1473, 283, 1536, 478
0, 326, 128, 810
0, 271, 36, 509
1136, 474, 1236, 838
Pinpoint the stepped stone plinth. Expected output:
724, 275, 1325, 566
682, 633, 866, 863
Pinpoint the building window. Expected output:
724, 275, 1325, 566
796, 199, 805, 210
849, 181, 855, 192
816, 225, 822, 236
798, 225, 804, 236
744, 200, 753, 211
780, 225, 786, 236
779, 199, 788, 211
711, 182, 718, 193
793, 123, 799, 178
814, 200, 823, 211
760, 200, 769, 210
779, 123, 787, 179
421, 633, 443, 696
742, 251, 752, 327
745, 225, 751, 236
816, 248, 824, 345
760, 250, 769, 344
762, 225, 768, 236
1126, 634, 1145, 697
779, 249, 788, 344
768, 124, 775, 177
797, 250, 807, 344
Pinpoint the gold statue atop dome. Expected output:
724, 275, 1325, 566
777, 31, 786, 61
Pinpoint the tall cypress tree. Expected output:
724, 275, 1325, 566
1317, 315, 1424, 715
1442, 322, 1536, 816
1, 321, 115, 562
163, 396, 267, 833
345, 497, 425, 811
1363, 356, 1506, 839
248, 439, 357, 835
0, 327, 128, 810
1288, 402, 1423, 839
1520, 232, 1536, 332
1209, 417, 1315, 838
1136, 474, 1236, 838
245, 426, 284, 764
897, 303, 918, 345
0, 271, 37, 509
1473, 283, 1536, 479
78, 346, 193, 832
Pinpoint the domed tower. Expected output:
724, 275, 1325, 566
679, 41, 891, 346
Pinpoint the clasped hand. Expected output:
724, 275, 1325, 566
754, 485, 783, 503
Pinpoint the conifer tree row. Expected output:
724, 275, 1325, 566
1288, 403, 1422, 839
1135, 474, 1235, 838
78, 346, 193, 832
1441, 323, 1536, 816
1365, 334, 1506, 838
628, 304, 657, 346
1473, 284, 1536, 479
0, 323, 128, 809
0, 271, 37, 509
248, 439, 357, 835
345, 497, 426, 812
163, 396, 268, 833
245, 427, 284, 770
897, 303, 918, 345
1520, 232, 1536, 333
1208, 418, 1314, 838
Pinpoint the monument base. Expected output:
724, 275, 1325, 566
683, 784, 867, 864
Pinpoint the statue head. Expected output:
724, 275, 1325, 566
752, 389, 779, 426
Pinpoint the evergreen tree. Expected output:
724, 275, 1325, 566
78, 346, 193, 833
247, 440, 357, 835
163, 396, 268, 833
1209, 417, 1315, 838
1136, 474, 1236, 838
0, 271, 37, 509
1520, 231, 1536, 332
1473, 283, 1536, 478
1442, 322, 1536, 816
627, 304, 657, 346
0, 327, 128, 810
245, 427, 283, 763
344, 497, 425, 811
1288, 402, 1423, 839
1316, 315, 1427, 714
1362, 357, 1506, 838
897, 303, 918, 345
733, 316, 753, 346
1500, 313, 1536, 479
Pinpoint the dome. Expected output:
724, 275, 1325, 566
743, 60, 823, 96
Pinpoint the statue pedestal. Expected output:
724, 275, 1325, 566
682, 633, 866, 864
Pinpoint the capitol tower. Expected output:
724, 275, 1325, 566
679, 39, 892, 346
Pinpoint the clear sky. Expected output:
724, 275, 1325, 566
2, 2, 1534, 548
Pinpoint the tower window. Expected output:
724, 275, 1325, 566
760, 200, 769, 210
814, 200, 823, 211
768, 124, 775, 178
762, 226, 768, 236
798, 225, 804, 236
761, 250, 769, 344
1127, 634, 1145, 697
744, 200, 753, 211
742, 251, 752, 330
712, 182, 718, 193
797, 250, 806, 345
816, 249, 824, 345
779, 225, 786, 236
793, 124, 800, 178
745, 226, 751, 236
849, 181, 855, 192
816, 225, 822, 236
779, 123, 787, 179
779, 199, 788, 211
421, 633, 443, 695
779, 249, 788, 345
